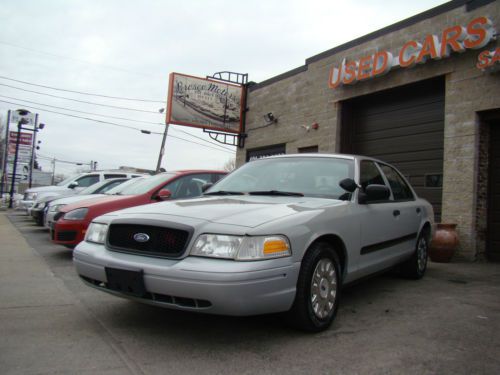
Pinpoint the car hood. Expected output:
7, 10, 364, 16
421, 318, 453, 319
106, 195, 345, 228
60, 194, 140, 212
49, 194, 106, 207
25, 185, 70, 193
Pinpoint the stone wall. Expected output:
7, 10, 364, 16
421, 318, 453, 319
236, 1, 500, 259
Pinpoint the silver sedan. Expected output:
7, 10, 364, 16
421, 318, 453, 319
73, 154, 434, 332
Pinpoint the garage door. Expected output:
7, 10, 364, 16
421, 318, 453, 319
488, 122, 500, 261
341, 78, 445, 221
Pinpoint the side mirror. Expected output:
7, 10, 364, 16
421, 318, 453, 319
339, 178, 358, 193
359, 184, 390, 204
157, 189, 172, 201
68, 182, 78, 189
201, 183, 213, 193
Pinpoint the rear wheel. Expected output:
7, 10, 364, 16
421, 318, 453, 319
287, 242, 341, 332
400, 232, 428, 279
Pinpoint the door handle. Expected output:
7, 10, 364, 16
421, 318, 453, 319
416, 207, 421, 214
393, 210, 401, 217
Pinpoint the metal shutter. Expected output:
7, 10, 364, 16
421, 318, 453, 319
341, 78, 445, 221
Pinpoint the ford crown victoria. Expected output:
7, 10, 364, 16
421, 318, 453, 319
73, 154, 434, 332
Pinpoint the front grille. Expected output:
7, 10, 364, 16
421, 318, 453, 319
108, 224, 190, 257
57, 231, 77, 242
80, 275, 212, 308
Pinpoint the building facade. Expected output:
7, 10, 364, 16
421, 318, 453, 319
236, 0, 500, 260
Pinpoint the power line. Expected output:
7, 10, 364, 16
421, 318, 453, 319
0, 95, 236, 152
0, 99, 235, 154
0, 83, 161, 113
0, 94, 163, 125
0, 40, 160, 79
37, 154, 91, 166
0, 75, 164, 103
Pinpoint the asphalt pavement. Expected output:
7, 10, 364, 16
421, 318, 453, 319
1, 210, 500, 375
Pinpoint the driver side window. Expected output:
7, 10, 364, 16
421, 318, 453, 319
359, 161, 385, 190
75, 174, 99, 187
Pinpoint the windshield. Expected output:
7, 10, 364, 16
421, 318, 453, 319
116, 173, 176, 195
105, 177, 147, 195
56, 174, 77, 186
208, 157, 354, 199
77, 179, 124, 195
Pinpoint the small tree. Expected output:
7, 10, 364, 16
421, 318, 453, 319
222, 158, 236, 172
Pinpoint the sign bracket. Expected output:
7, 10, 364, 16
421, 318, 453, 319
204, 71, 249, 148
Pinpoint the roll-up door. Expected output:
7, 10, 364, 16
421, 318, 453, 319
341, 77, 445, 221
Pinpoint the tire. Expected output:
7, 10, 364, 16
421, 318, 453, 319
287, 242, 341, 332
400, 231, 429, 279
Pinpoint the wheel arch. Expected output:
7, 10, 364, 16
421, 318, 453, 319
307, 234, 348, 283
420, 221, 432, 242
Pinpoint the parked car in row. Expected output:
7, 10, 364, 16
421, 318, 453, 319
29, 177, 131, 226
20, 170, 144, 211
73, 154, 434, 332
44, 177, 145, 229
53, 170, 226, 248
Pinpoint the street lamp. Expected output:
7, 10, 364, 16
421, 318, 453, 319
29, 122, 44, 188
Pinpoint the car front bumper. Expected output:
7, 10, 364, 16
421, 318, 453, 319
53, 219, 86, 246
73, 241, 300, 316
19, 200, 34, 212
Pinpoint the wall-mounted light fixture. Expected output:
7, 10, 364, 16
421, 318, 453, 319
263, 112, 278, 124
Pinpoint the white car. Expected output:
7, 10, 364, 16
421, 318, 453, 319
74, 154, 434, 332
44, 177, 145, 228
20, 171, 144, 211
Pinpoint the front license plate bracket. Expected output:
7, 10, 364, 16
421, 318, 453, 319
105, 267, 146, 297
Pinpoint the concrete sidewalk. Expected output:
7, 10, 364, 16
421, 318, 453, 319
0, 211, 141, 375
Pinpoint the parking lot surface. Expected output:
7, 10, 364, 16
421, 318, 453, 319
1, 210, 500, 375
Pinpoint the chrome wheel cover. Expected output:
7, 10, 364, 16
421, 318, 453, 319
310, 258, 337, 319
417, 237, 428, 273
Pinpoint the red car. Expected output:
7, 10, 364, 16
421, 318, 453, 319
52, 170, 226, 247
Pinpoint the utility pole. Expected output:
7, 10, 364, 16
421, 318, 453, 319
155, 124, 169, 173
0, 110, 11, 198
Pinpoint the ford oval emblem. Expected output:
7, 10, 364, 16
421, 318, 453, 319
133, 233, 150, 243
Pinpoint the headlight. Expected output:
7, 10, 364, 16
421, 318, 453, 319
85, 222, 108, 244
50, 204, 66, 213
63, 208, 88, 221
190, 234, 291, 261
26, 192, 37, 201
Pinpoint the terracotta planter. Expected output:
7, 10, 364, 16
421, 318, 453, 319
429, 223, 459, 263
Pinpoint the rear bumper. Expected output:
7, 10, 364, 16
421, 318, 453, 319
73, 241, 300, 316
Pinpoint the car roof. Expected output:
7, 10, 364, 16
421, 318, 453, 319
259, 153, 395, 165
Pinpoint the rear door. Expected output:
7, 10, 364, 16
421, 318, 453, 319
356, 161, 409, 276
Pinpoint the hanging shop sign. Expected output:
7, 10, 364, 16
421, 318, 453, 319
328, 16, 496, 89
166, 73, 245, 134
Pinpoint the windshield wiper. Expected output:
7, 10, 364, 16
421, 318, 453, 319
204, 190, 244, 196
248, 190, 304, 197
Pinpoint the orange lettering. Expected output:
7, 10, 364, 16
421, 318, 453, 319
476, 50, 490, 69
357, 55, 373, 81
399, 40, 419, 67
343, 61, 358, 85
416, 35, 440, 63
372, 51, 392, 76
328, 66, 343, 89
464, 16, 493, 49
440, 25, 466, 57
492, 48, 500, 64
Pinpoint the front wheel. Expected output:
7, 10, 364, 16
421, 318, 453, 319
287, 242, 341, 332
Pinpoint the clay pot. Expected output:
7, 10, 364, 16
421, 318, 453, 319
429, 223, 459, 263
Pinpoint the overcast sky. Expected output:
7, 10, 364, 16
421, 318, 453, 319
0, 0, 447, 177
